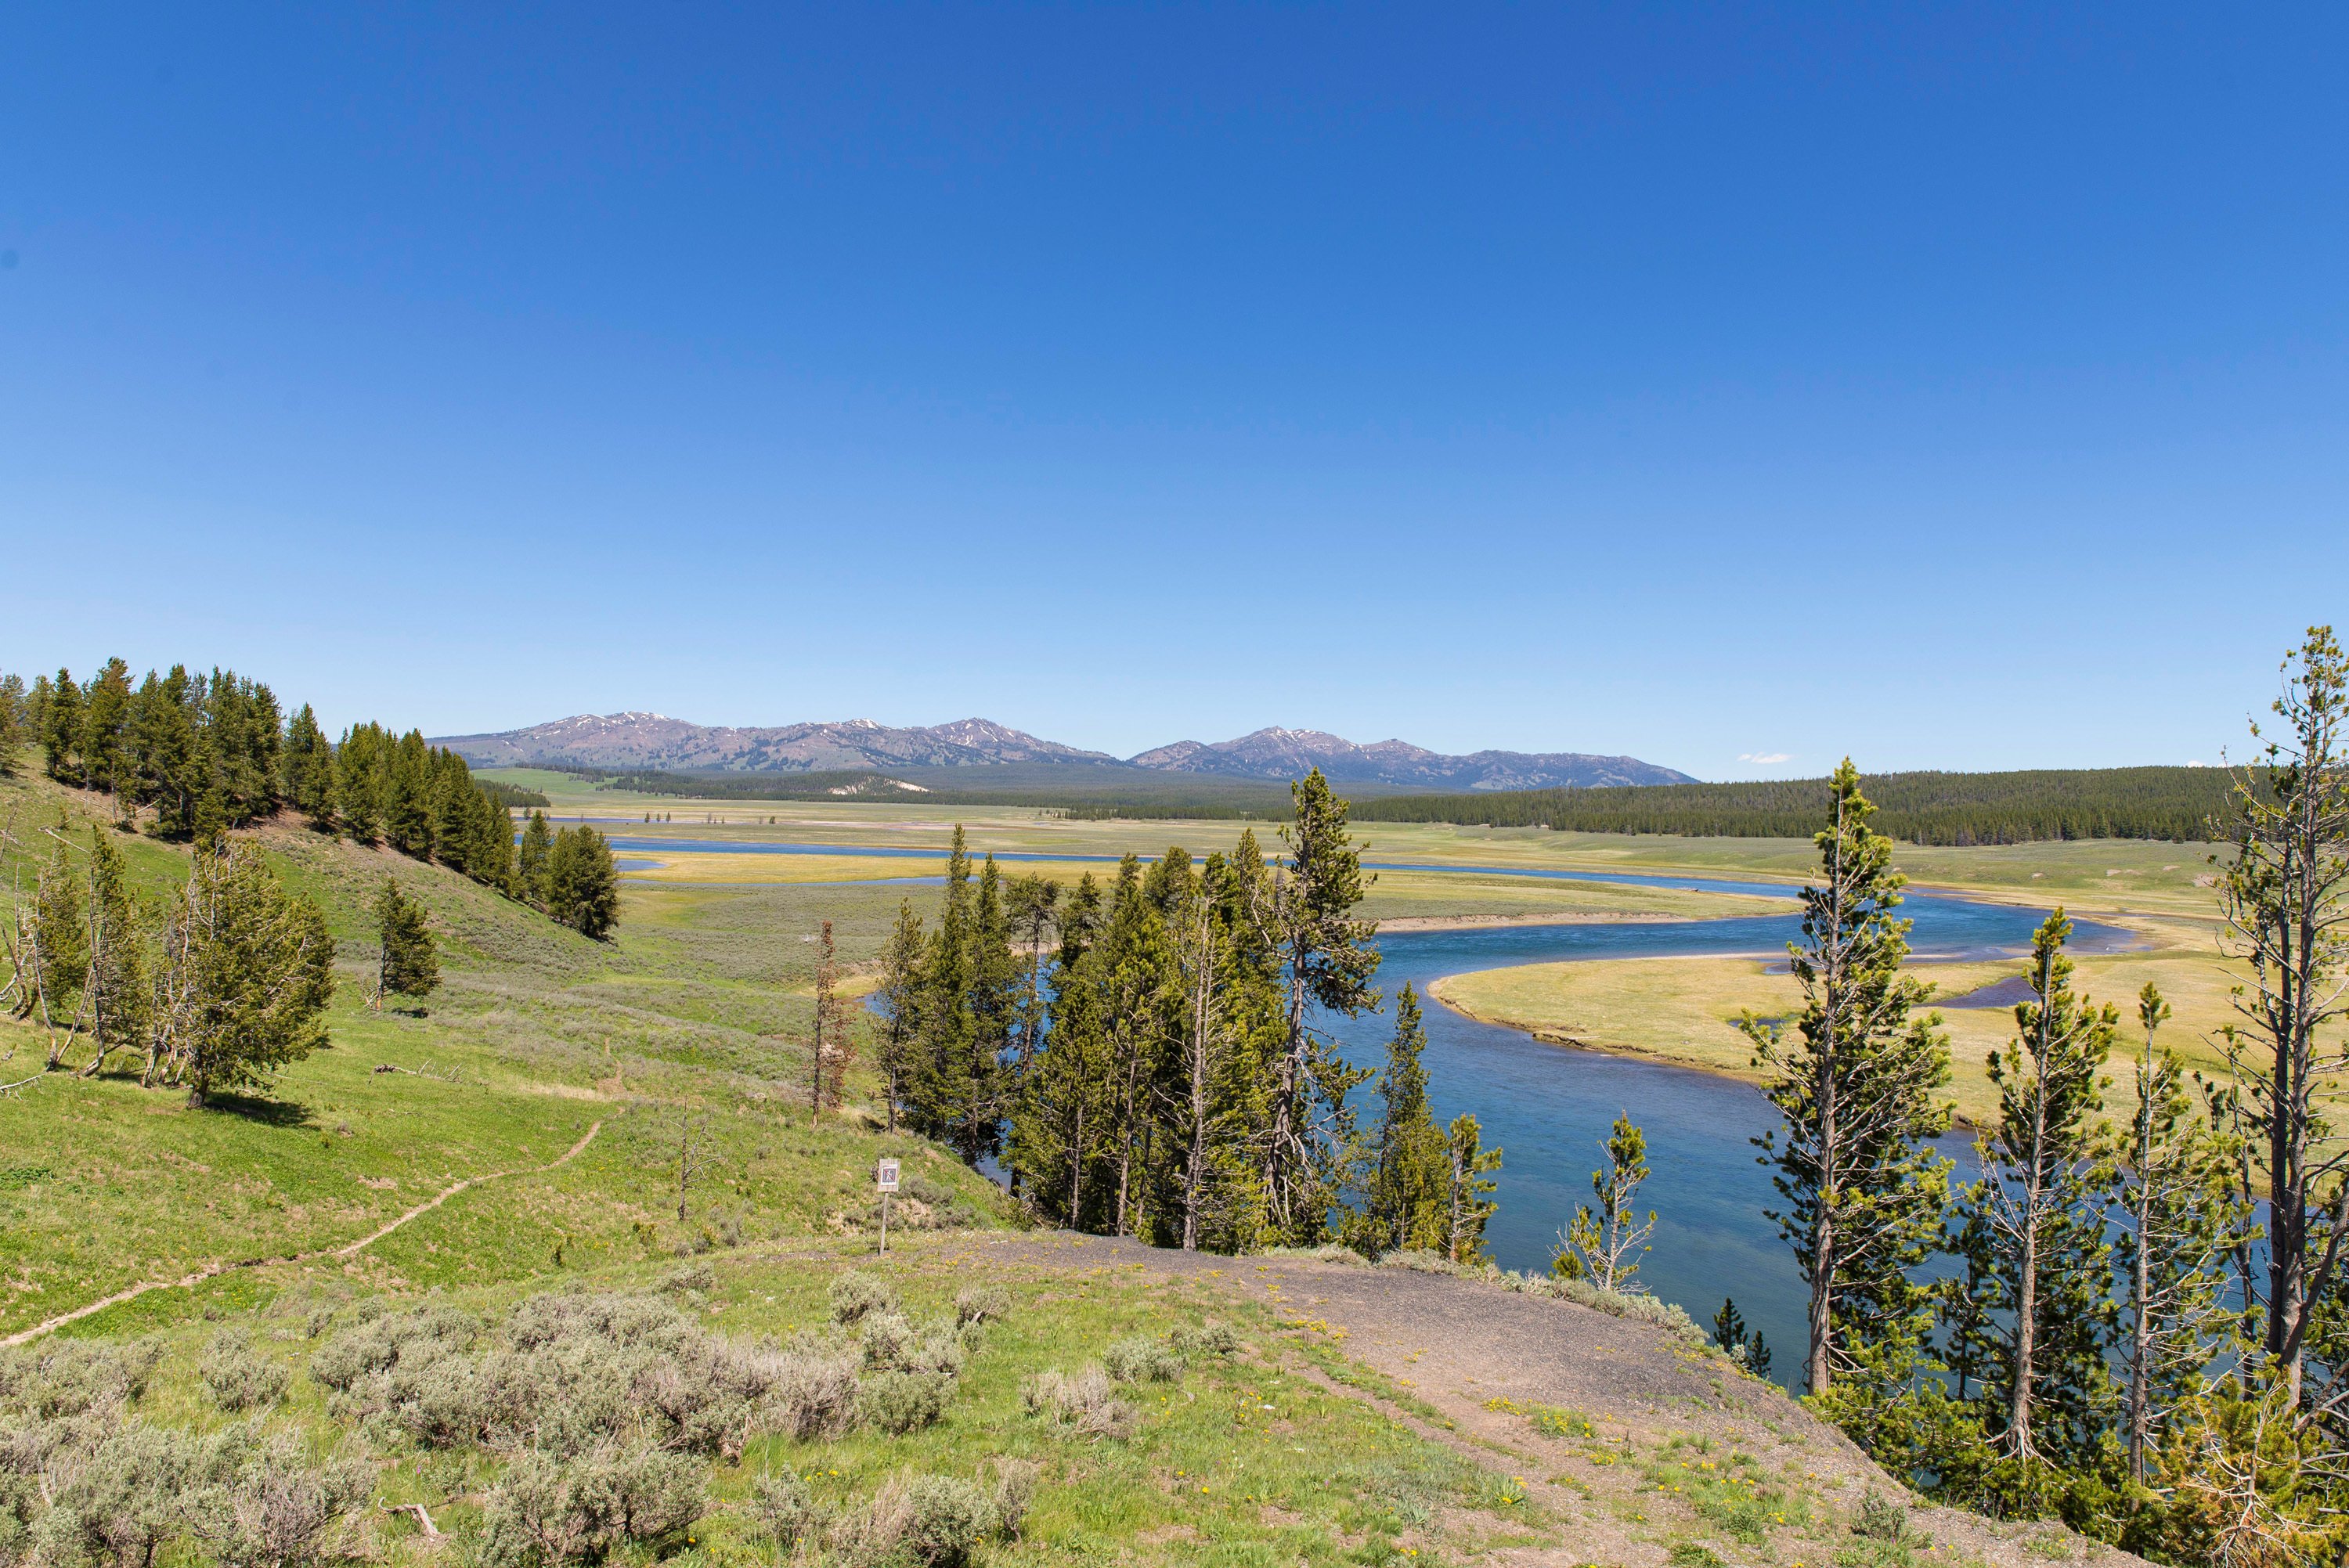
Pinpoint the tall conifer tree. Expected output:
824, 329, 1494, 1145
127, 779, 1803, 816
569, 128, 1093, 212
1741, 759, 1952, 1401
1954, 910, 2120, 1472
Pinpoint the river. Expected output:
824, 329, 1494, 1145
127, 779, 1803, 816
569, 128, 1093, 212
601, 834, 2125, 1384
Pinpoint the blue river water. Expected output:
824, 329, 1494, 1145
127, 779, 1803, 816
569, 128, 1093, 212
601, 834, 2127, 1382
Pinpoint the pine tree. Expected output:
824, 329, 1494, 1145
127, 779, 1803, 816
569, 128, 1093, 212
41, 669, 82, 783
2118, 983, 2243, 1485
152, 842, 334, 1106
372, 878, 439, 1011
2214, 625, 2349, 1411
334, 723, 384, 841
1713, 1299, 1773, 1379
0, 671, 23, 769
517, 809, 554, 903
810, 918, 843, 1122
1250, 770, 1380, 1245
1957, 909, 2120, 1472
81, 827, 150, 1075
1740, 759, 1952, 1400
1161, 852, 1277, 1252
79, 658, 132, 805
280, 706, 334, 828
543, 824, 619, 939
1553, 1114, 1658, 1291
873, 900, 926, 1132
1442, 1113, 1502, 1264
1358, 984, 1449, 1255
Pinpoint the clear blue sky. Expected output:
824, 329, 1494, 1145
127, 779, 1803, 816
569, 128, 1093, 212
4, 5, 2343, 779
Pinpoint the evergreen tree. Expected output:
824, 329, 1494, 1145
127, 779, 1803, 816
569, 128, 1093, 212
1713, 1299, 1773, 1379
372, 878, 439, 1011
1251, 770, 1380, 1245
1442, 1113, 1501, 1264
2118, 983, 2243, 1486
127, 666, 204, 838
517, 809, 554, 903
872, 900, 926, 1132
18, 832, 88, 1058
1955, 909, 2120, 1475
280, 705, 334, 827
543, 824, 619, 939
1099, 854, 1177, 1234
1553, 1113, 1658, 1291
1740, 759, 1952, 1400
1162, 852, 1278, 1252
152, 842, 334, 1106
1003, 873, 1059, 1191
41, 668, 82, 782
78, 658, 132, 804
1358, 984, 1449, 1255
81, 827, 150, 1074
2214, 625, 2349, 1411
0, 671, 27, 770
334, 723, 384, 841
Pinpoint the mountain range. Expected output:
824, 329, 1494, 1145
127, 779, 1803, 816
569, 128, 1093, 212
432, 713, 1694, 791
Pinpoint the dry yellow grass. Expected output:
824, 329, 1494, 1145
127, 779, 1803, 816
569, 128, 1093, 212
1431, 915, 2249, 1127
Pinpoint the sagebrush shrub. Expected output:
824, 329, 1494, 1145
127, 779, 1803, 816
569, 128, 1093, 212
478, 1440, 702, 1568
200, 1332, 290, 1413
746, 1466, 812, 1551
829, 1271, 898, 1326
1169, 1323, 1239, 1361
1020, 1368, 1135, 1440
832, 1472, 1014, 1568
768, 1332, 861, 1440
952, 1285, 1009, 1328
657, 1262, 716, 1296
1102, 1336, 1182, 1385
857, 1371, 951, 1435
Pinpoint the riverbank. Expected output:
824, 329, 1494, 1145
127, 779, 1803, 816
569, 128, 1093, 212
1426, 911, 2240, 1129
1377, 907, 1788, 932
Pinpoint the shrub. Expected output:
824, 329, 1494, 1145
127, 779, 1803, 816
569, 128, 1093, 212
200, 1332, 290, 1413
1102, 1336, 1182, 1386
832, 1472, 1014, 1568
830, 1271, 898, 1326
988, 1458, 1037, 1538
0, 1337, 163, 1422
478, 1441, 702, 1568
745, 1466, 812, 1552
861, 1314, 966, 1381
1169, 1322, 1239, 1361
184, 1424, 372, 1568
952, 1284, 1009, 1328
767, 1334, 861, 1441
1020, 1368, 1135, 1440
28, 1418, 192, 1568
308, 1306, 478, 1400
857, 1371, 951, 1435
658, 1261, 716, 1296
1856, 1490, 1916, 1544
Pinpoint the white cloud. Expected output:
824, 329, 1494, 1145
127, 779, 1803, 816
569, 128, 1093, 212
1737, 752, 1792, 765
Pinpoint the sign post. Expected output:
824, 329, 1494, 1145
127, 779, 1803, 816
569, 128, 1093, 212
876, 1158, 900, 1254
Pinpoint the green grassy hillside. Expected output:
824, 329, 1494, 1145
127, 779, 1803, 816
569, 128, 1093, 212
0, 763, 1005, 1343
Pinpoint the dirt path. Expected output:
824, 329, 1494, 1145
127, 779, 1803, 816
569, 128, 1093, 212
969, 1234, 2146, 1568
2, 1120, 604, 1347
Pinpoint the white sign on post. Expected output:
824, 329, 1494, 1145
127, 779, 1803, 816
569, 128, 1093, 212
876, 1159, 899, 1255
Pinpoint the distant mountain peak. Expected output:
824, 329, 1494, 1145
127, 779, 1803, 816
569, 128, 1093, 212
432, 712, 1692, 790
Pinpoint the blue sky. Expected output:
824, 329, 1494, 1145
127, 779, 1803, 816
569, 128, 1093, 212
3, 5, 2344, 779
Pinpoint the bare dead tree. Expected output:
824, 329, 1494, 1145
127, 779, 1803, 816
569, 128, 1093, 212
674, 1108, 723, 1223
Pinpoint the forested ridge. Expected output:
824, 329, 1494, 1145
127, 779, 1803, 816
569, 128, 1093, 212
1348, 765, 2245, 844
